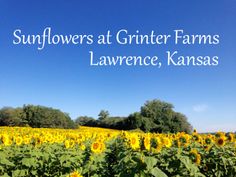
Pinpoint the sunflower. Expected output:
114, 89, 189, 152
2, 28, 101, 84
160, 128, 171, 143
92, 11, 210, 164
227, 133, 234, 142
216, 137, 225, 147
190, 149, 201, 165
129, 134, 140, 150
151, 137, 162, 152
99, 141, 105, 152
34, 137, 43, 146
46, 134, 54, 143
80, 143, 86, 151
203, 145, 212, 152
215, 132, 225, 138
15, 136, 23, 146
162, 137, 172, 148
91, 141, 100, 153
65, 140, 70, 149
193, 134, 202, 144
23, 137, 31, 145
69, 140, 75, 148
177, 140, 181, 148
91, 141, 105, 153
203, 165, 208, 172
67, 171, 83, 177
204, 136, 213, 145
178, 134, 189, 147
1, 134, 12, 146
143, 134, 151, 151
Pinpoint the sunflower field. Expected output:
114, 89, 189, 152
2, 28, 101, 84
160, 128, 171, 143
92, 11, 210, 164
0, 126, 235, 177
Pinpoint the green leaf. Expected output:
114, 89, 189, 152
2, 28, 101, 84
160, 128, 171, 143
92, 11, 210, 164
31, 170, 37, 176
90, 164, 97, 171
91, 174, 99, 177
63, 161, 71, 167
0, 173, 10, 177
59, 155, 70, 164
1, 173, 10, 177
12, 169, 26, 177
150, 167, 168, 177
0, 165, 4, 172
139, 171, 148, 177
0, 157, 15, 167
21, 157, 36, 168
144, 156, 157, 170
0, 152, 7, 159
43, 152, 50, 161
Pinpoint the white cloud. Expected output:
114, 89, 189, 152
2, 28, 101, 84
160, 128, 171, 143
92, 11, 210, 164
193, 104, 208, 113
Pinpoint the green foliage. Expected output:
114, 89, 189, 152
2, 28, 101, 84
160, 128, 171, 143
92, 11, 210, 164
0, 136, 235, 177
98, 110, 110, 121
0, 107, 24, 126
0, 144, 85, 177
199, 146, 236, 177
98, 117, 127, 129
127, 112, 143, 129
0, 99, 193, 133
75, 116, 97, 126
22, 105, 75, 128
137, 99, 192, 133
0, 105, 75, 129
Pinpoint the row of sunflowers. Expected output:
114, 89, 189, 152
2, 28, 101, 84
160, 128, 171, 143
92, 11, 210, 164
0, 126, 235, 177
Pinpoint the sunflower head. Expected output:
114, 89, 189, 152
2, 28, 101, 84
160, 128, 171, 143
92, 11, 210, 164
215, 132, 225, 138
1, 134, 12, 146
80, 143, 86, 151
23, 137, 31, 145
151, 137, 162, 152
69, 140, 75, 148
203, 145, 212, 152
67, 171, 83, 177
226, 133, 234, 142
34, 137, 43, 146
129, 134, 140, 150
203, 165, 208, 172
162, 137, 172, 148
189, 149, 201, 165
216, 137, 226, 147
64, 140, 70, 149
15, 136, 23, 146
142, 135, 151, 151
193, 128, 197, 134
91, 140, 105, 153
204, 137, 213, 145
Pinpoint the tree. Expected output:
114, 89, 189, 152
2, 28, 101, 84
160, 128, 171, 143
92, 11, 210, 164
99, 116, 126, 129
138, 99, 192, 133
0, 107, 24, 126
75, 116, 97, 126
98, 110, 109, 121
170, 112, 193, 134
127, 112, 143, 129
0, 100, 192, 133
21, 105, 76, 129
141, 100, 173, 124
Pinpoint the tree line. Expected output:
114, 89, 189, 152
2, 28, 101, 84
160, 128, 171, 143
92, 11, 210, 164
0, 105, 75, 129
0, 99, 193, 133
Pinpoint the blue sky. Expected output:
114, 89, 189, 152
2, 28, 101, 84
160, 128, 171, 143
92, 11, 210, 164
0, 0, 235, 132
